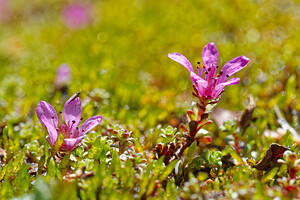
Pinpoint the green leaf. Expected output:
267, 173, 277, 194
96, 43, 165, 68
159, 160, 178, 182
184, 141, 197, 166
38, 155, 46, 175
213, 177, 220, 190
47, 157, 56, 177
197, 172, 209, 182
3, 126, 13, 162
133, 138, 147, 160
110, 150, 121, 175
0, 159, 13, 181
184, 157, 202, 177
138, 162, 154, 199
145, 157, 165, 197
165, 178, 178, 199
261, 167, 279, 183
14, 164, 30, 196
278, 163, 288, 177
60, 154, 70, 169
88, 136, 110, 163
13, 147, 27, 172
223, 146, 244, 165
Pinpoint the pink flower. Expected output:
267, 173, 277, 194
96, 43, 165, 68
54, 63, 71, 89
36, 94, 102, 151
168, 43, 250, 101
0, 0, 11, 23
62, 2, 92, 30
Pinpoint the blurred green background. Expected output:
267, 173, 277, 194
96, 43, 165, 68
1, 0, 300, 136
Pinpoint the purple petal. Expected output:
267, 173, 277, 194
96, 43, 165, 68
36, 101, 58, 129
221, 56, 250, 77
79, 115, 102, 136
63, 96, 82, 132
54, 63, 71, 88
212, 77, 240, 98
196, 79, 208, 97
217, 56, 249, 85
62, 2, 92, 30
64, 136, 84, 151
190, 72, 205, 83
168, 53, 194, 73
202, 43, 219, 68
41, 115, 59, 147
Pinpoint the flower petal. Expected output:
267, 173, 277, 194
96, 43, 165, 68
202, 43, 219, 68
212, 77, 240, 98
64, 136, 84, 151
217, 56, 249, 84
41, 115, 59, 147
168, 53, 194, 73
46, 133, 58, 148
196, 78, 208, 97
222, 56, 249, 76
36, 101, 58, 129
79, 115, 102, 136
63, 96, 82, 132
190, 72, 205, 83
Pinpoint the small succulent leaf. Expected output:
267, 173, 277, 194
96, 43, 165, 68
261, 167, 279, 183
159, 160, 178, 182
47, 157, 56, 177
38, 155, 46, 175
185, 141, 197, 166
223, 146, 244, 165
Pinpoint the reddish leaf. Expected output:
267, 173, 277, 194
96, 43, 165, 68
253, 143, 288, 171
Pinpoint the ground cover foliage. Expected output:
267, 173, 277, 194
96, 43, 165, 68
1, 0, 300, 199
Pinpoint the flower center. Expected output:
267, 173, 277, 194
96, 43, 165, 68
196, 62, 231, 99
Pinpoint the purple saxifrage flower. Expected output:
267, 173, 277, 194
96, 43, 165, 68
36, 93, 102, 151
0, 0, 11, 23
168, 43, 250, 102
62, 2, 92, 30
54, 63, 71, 90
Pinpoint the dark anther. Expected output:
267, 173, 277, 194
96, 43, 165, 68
59, 111, 62, 114
205, 71, 208, 74
76, 127, 79, 130
216, 74, 220, 78
197, 61, 200, 65
197, 66, 200, 69
226, 74, 230, 78
82, 129, 85, 132
51, 116, 54, 119
72, 120, 76, 123
216, 65, 219, 68
208, 68, 211, 71
80, 118, 83, 120
203, 65, 206, 68
219, 71, 223, 76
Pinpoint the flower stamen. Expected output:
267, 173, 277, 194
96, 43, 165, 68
197, 62, 203, 77
59, 111, 63, 126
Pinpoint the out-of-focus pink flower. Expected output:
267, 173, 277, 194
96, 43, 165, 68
0, 0, 11, 23
62, 2, 92, 30
36, 93, 102, 151
168, 43, 250, 101
54, 63, 71, 89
